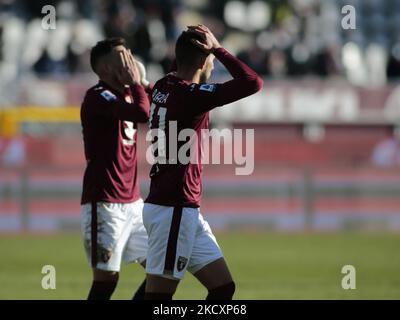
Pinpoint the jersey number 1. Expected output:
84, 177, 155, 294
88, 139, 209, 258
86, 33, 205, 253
149, 103, 167, 157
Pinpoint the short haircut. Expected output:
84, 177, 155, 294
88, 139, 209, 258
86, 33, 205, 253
175, 31, 208, 68
90, 37, 126, 74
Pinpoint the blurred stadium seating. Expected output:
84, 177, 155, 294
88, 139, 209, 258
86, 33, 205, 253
1, 0, 400, 232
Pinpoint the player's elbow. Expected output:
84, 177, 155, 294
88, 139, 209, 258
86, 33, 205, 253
241, 75, 263, 96
137, 109, 150, 123
134, 102, 150, 123
249, 75, 263, 93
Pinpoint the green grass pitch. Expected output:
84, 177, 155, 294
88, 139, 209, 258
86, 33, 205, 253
0, 232, 399, 299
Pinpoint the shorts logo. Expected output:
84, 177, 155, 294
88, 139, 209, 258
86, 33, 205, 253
177, 256, 188, 272
99, 248, 113, 263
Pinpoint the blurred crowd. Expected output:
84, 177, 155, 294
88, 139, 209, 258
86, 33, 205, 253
1, 0, 400, 85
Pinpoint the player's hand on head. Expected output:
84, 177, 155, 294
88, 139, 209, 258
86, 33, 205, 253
116, 48, 141, 87
133, 58, 150, 88
187, 24, 221, 54
113, 49, 130, 87
127, 49, 142, 83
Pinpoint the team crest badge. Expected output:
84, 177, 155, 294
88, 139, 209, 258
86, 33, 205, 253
99, 248, 113, 263
177, 256, 188, 272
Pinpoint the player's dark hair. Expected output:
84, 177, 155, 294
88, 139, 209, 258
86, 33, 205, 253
175, 31, 208, 68
90, 37, 126, 74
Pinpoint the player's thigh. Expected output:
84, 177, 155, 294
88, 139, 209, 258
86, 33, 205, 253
146, 274, 179, 294
189, 214, 233, 290
81, 202, 135, 272
193, 258, 233, 290
122, 199, 148, 265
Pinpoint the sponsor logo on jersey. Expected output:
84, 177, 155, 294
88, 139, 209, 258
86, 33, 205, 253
199, 84, 216, 92
100, 90, 117, 102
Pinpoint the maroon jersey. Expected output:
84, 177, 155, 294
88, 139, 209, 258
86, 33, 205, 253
145, 47, 263, 208
80, 81, 149, 204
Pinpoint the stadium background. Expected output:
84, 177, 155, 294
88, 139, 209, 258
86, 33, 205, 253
0, 0, 399, 299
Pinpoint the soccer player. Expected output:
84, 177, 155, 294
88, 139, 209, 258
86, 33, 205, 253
80, 38, 150, 300
143, 25, 263, 300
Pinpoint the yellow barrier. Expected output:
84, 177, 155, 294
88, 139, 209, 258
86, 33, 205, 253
0, 106, 80, 137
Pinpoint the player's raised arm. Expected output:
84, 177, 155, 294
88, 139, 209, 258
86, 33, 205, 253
134, 58, 152, 90
85, 84, 149, 123
110, 49, 149, 122
85, 41, 149, 123
185, 25, 263, 113
122, 84, 150, 123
